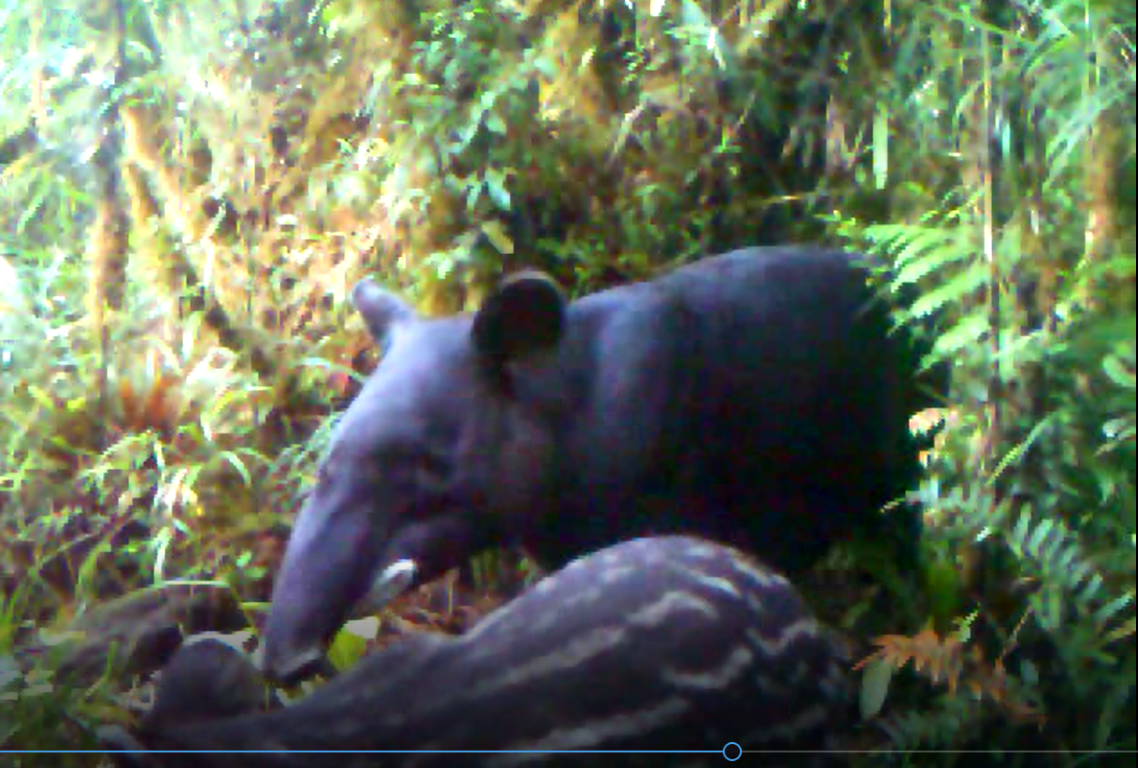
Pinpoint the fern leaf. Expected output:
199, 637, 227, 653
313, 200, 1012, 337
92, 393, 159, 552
894, 236, 975, 288
932, 313, 988, 358
908, 262, 988, 320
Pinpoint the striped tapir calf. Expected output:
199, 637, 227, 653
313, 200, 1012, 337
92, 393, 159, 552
100, 535, 852, 767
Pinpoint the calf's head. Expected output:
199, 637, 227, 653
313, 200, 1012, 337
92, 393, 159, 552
261, 271, 567, 685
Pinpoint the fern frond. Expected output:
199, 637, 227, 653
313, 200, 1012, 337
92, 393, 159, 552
857, 626, 1042, 722
856, 628, 966, 692
1003, 505, 1134, 645
907, 262, 988, 321
877, 691, 985, 752
931, 311, 988, 359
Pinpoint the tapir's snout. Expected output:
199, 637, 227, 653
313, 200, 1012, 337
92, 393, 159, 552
259, 636, 329, 687
259, 473, 469, 685
259, 484, 390, 685
261, 552, 423, 685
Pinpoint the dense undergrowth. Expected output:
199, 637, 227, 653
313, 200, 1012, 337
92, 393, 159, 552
0, 0, 1134, 765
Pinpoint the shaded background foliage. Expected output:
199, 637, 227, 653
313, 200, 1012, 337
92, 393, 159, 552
0, 0, 1134, 764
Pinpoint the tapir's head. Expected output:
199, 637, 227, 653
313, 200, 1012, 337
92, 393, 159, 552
260, 271, 568, 685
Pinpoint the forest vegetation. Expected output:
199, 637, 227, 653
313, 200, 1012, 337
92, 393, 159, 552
0, 0, 1134, 765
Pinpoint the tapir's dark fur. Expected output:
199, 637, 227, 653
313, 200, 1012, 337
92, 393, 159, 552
262, 245, 939, 683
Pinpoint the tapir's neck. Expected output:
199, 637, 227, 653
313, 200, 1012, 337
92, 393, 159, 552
513, 289, 713, 568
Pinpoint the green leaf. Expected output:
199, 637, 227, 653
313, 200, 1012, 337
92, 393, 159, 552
1093, 592, 1134, 626
860, 657, 895, 720
873, 107, 889, 189
485, 111, 507, 135
1020, 658, 1039, 687
0, 654, 20, 691
1103, 354, 1136, 390
485, 169, 511, 211
27, 386, 55, 410
932, 314, 988, 358
893, 235, 972, 286
326, 618, 379, 672
925, 558, 964, 631
481, 220, 514, 255
909, 264, 988, 320
534, 56, 557, 79
1028, 518, 1055, 559
218, 451, 253, 485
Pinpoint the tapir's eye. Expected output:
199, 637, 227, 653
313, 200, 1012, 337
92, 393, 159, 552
407, 452, 446, 489
413, 455, 449, 489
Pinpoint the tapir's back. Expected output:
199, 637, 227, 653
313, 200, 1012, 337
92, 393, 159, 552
547, 246, 928, 575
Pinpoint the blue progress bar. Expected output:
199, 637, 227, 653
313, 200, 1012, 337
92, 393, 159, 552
5, 743, 745, 760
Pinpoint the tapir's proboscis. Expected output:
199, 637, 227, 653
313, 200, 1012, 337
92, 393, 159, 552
261, 245, 941, 685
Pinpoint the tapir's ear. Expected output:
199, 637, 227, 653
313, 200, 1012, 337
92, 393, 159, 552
472, 271, 566, 363
352, 278, 416, 343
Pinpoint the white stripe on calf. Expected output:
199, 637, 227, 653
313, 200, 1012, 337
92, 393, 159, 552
470, 625, 627, 698
660, 645, 755, 690
728, 556, 790, 590
745, 618, 820, 658
486, 697, 693, 767
666, 564, 744, 599
627, 590, 719, 628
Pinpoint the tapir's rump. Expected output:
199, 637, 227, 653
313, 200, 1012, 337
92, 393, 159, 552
100, 535, 853, 768
261, 245, 941, 684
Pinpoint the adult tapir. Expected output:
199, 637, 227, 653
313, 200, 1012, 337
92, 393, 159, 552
262, 245, 939, 684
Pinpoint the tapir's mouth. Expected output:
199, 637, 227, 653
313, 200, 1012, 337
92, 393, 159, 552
262, 513, 480, 687
268, 645, 337, 687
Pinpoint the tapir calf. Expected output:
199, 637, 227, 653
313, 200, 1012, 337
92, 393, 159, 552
263, 245, 938, 683
100, 536, 852, 767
